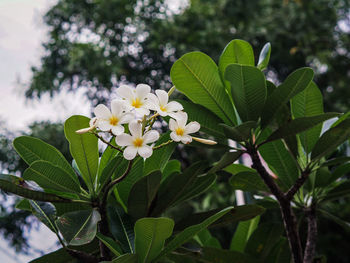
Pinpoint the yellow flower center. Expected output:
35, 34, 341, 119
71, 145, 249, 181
109, 116, 119, 126
175, 127, 184, 136
133, 137, 144, 147
132, 98, 142, 108
160, 105, 167, 112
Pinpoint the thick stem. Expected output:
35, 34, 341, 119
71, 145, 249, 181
247, 146, 304, 263
303, 204, 317, 263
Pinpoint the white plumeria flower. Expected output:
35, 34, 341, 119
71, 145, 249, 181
169, 112, 200, 144
116, 84, 152, 116
116, 120, 159, 160
148, 89, 183, 117
93, 100, 134, 136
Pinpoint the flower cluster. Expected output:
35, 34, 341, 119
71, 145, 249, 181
77, 84, 216, 160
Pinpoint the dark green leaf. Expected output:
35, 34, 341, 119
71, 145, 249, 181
99, 155, 124, 191
96, 232, 122, 256
199, 246, 257, 263
261, 67, 314, 127
229, 171, 268, 192
135, 217, 174, 263
257, 43, 271, 70
321, 157, 350, 167
64, 115, 99, 192
209, 151, 244, 174
98, 138, 119, 180
171, 51, 236, 125
230, 216, 260, 252
111, 254, 138, 263
220, 121, 257, 142
162, 160, 181, 182
128, 171, 161, 220
321, 181, 350, 202
318, 208, 350, 232
225, 64, 266, 122
195, 229, 221, 248
265, 237, 291, 263
311, 119, 350, 161
30, 200, 58, 233
56, 209, 101, 246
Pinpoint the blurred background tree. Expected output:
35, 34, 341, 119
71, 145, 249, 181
1, 0, 350, 261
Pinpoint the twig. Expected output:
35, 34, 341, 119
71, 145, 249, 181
285, 169, 311, 201
153, 140, 173, 150
93, 132, 123, 153
303, 203, 317, 263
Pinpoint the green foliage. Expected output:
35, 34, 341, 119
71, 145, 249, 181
257, 43, 271, 70
221, 121, 257, 142
230, 216, 260, 252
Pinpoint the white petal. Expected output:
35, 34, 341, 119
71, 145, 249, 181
146, 93, 159, 111
173, 111, 188, 127
147, 93, 159, 104
94, 104, 112, 119
169, 118, 178, 131
129, 120, 142, 137
166, 101, 183, 112
97, 120, 112, 131
89, 117, 98, 127
138, 145, 153, 159
119, 113, 135, 124
111, 125, 124, 136
117, 85, 135, 100
184, 121, 200, 134
123, 146, 138, 160
155, 90, 169, 106
135, 107, 150, 116
181, 135, 192, 144
135, 84, 151, 99
143, 130, 160, 144
170, 132, 181, 142
111, 100, 125, 117
116, 134, 133, 146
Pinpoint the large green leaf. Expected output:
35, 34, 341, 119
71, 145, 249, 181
261, 67, 314, 127
155, 206, 234, 261
321, 181, 350, 202
162, 160, 181, 182
111, 254, 138, 263
144, 132, 176, 175
264, 113, 340, 143
290, 82, 324, 153
229, 171, 268, 192
199, 246, 257, 263
194, 229, 221, 248
177, 99, 226, 139
98, 138, 119, 180
152, 162, 214, 216
245, 223, 284, 260
99, 155, 124, 192
311, 119, 350, 161
257, 43, 271, 70
135, 217, 174, 263
56, 209, 101, 246
265, 237, 291, 263
328, 163, 350, 184
219, 39, 255, 94
0, 174, 71, 203
174, 205, 265, 232
225, 64, 266, 122
64, 115, 99, 193
30, 200, 58, 233
53, 202, 91, 216
96, 232, 123, 256
107, 204, 135, 253
220, 121, 257, 142
318, 208, 350, 232
209, 151, 244, 174
13, 136, 78, 185
230, 216, 260, 252
171, 51, 236, 125
128, 171, 161, 220
23, 160, 81, 194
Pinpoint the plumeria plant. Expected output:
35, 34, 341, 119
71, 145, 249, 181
0, 39, 349, 263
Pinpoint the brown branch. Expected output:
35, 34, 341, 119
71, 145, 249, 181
303, 204, 317, 263
286, 169, 311, 201
247, 145, 303, 263
93, 133, 123, 153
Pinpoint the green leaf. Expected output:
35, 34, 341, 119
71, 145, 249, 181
96, 232, 123, 256
194, 229, 221, 248
264, 113, 340, 143
135, 217, 174, 263
152, 162, 214, 216
311, 119, 350, 161
56, 209, 101, 246
321, 157, 350, 167
107, 204, 135, 253
265, 237, 291, 263
23, 160, 81, 194
53, 202, 91, 216
15, 199, 32, 211
199, 246, 257, 263
209, 151, 244, 173
98, 138, 119, 180
13, 136, 78, 185
64, 115, 99, 193
225, 64, 266, 122
99, 155, 124, 191
155, 206, 234, 261
221, 121, 257, 142
290, 82, 324, 153
171, 51, 236, 125
321, 181, 350, 201
111, 254, 138, 263
261, 67, 314, 127
328, 163, 350, 184
224, 164, 256, 174
229, 171, 268, 192
257, 43, 271, 70
318, 208, 350, 232
174, 205, 265, 232
144, 132, 176, 175
128, 171, 161, 220
177, 99, 226, 138
230, 216, 260, 252
0, 174, 71, 203
245, 223, 284, 260
162, 160, 181, 182
30, 200, 58, 233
